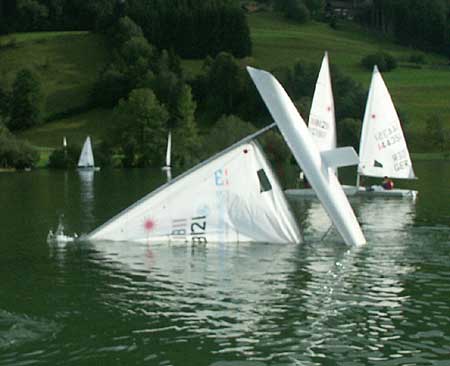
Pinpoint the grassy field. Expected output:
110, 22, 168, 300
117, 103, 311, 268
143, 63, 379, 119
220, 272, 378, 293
0, 31, 109, 119
18, 108, 114, 149
5, 12, 450, 161
246, 12, 450, 131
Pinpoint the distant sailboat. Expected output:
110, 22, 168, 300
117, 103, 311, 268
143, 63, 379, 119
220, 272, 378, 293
161, 131, 172, 181
86, 124, 301, 244
308, 52, 336, 154
78, 136, 100, 171
352, 66, 417, 198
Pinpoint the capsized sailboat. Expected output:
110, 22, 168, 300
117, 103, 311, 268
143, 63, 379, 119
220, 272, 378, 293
346, 66, 417, 198
161, 131, 172, 181
78, 136, 100, 171
86, 125, 301, 244
247, 66, 366, 247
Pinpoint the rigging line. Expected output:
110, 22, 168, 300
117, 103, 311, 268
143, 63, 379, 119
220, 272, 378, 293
319, 224, 334, 242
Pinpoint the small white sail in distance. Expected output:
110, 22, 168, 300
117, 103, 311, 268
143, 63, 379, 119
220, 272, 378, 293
247, 66, 366, 247
87, 127, 301, 244
162, 132, 172, 182
78, 136, 95, 168
165, 131, 171, 168
308, 52, 336, 153
358, 66, 416, 179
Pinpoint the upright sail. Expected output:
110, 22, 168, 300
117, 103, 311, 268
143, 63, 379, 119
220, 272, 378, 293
87, 138, 300, 244
78, 136, 95, 168
165, 131, 172, 168
308, 52, 336, 153
358, 66, 416, 179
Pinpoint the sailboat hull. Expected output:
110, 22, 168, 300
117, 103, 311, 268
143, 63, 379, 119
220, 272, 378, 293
77, 167, 100, 171
285, 186, 417, 199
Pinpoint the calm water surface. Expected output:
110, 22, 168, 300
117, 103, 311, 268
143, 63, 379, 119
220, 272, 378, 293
0, 161, 449, 365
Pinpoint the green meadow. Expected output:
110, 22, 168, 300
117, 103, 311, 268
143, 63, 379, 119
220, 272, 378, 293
1, 12, 449, 158
247, 12, 450, 131
0, 32, 109, 119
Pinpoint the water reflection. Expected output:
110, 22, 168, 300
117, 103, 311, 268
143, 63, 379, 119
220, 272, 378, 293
77, 170, 95, 231
91, 241, 298, 352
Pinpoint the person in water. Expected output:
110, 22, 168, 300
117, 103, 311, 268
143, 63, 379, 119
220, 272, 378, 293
382, 176, 394, 190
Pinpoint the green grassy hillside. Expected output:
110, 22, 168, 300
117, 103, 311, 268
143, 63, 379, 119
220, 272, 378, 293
246, 13, 450, 131
0, 32, 109, 119
4, 12, 450, 158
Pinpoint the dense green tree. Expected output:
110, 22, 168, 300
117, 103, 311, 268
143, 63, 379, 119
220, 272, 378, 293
17, 0, 48, 31
48, 144, 80, 169
361, 51, 397, 72
199, 52, 248, 122
0, 127, 38, 169
203, 115, 256, 158
285, 0, 311, 23
337, 118, 362, 150
109, 16, 143, 46
8, 69, 42, 131
0, 80, 9, 120
114, 88, 168, 167
172, 84, 201, 168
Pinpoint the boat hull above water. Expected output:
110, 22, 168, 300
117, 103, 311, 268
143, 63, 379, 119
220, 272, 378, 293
285, 185, 417, 199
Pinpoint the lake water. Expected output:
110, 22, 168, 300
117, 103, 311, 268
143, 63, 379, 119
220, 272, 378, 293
0, 161, 449, 365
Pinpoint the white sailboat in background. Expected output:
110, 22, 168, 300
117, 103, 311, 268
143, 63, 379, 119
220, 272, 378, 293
86, 125, 301, 244
284, 52, 351, 198
307, 52, 336, 154
78, 136, 100, 171
351, 66, 417, 198
161, 131, 172, 181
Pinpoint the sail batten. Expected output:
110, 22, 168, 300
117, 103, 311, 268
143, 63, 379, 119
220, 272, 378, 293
358, 66, 416, 179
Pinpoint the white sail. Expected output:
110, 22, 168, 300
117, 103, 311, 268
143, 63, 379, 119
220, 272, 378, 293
87, 134, 300, 244
358, 66, 416, 179
308, 52, 336, 153
78, 136, 95, 168
165, 131, 171, 167
247, 66, 366, 247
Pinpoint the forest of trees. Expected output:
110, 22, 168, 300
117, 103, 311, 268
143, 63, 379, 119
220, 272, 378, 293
255, 0, 450, 57
0, 0, 251, 58
356, 0, 450, 56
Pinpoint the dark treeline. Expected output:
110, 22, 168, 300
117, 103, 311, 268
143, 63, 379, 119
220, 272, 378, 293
127, 0, 251, 58
0, 0, 251, 59
356, 0, 450, 56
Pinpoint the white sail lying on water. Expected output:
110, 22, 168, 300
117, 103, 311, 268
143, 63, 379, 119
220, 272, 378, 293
78, 136, 95, 168
87, 132, 301, 244
308, 52, 336, 153
358, 66, 416, 179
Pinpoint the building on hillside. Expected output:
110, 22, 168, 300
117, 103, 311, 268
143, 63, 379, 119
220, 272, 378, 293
326, 0, 372, 19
